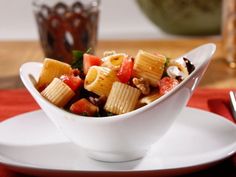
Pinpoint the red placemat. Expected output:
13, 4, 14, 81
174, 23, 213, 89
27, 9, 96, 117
188, 88, 235, 123
0, 89, 39, 121
0, 88, 235, 122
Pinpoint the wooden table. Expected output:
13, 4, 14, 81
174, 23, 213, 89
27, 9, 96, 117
0, 38, 235, 89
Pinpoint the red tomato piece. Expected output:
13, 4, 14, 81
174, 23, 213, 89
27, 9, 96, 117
83, 54, 101, 74
60, 75, 83, 91
159, 77, 179, 95
70, 98, 98, 116
117, 56, 134, 83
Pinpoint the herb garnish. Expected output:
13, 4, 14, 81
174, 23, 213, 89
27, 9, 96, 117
71, 48, 92, 70
164, 57, 170, 68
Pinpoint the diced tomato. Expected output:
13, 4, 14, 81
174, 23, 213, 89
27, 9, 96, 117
60, 75, 83, 91
159, 77, 179, 95
70, 98, 98, 116
83, 54, 101, 74
117, 56, 134, 83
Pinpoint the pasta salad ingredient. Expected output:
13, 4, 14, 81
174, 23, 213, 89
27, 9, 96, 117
133, 50, 166, 87
84, 66, 118, 97
117, 56, 134, 83
41, 78, 75, 107
104, 82, 141, 114
37, 59, 72, 91
102, 53, 127, 71
83, 54, 101, 74
60, 75, 83, 91
132, 77, 150, 95
159, 77, 179, 95
37, 49, 195, 117
70, 98, 99, 116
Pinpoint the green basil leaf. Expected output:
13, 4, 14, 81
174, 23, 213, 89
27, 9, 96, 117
71, 50, 84, 70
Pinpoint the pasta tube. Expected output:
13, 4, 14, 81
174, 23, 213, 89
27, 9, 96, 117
84, 66, 117, 96
138, 92, 161, 105
37, 58, 72, 90
103, 50, 116, 57
41, 78, 75, 107
105, 82, 141, 115
102, 53, 127, 70
133, 50, 166, 87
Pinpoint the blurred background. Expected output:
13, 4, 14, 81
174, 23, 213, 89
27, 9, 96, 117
0, 0, 221, 40
0, 0, 161, 40
1, 0, 236, 90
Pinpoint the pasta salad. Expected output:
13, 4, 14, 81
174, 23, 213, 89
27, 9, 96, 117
37, 50, 195, 117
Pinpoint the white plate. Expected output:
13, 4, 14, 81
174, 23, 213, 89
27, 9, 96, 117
0, 107, 236, 177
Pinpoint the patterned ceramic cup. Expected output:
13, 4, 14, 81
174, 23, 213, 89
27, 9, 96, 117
33, 0, 100, 64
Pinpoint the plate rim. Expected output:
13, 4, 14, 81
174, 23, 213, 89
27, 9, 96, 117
0, 107, 235, 174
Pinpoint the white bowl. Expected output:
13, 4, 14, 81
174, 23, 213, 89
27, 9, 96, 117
20, 43, 216, 162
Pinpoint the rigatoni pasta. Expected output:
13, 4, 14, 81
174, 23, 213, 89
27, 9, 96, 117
41, 78, 75, 107
37, 58, 72, 90
104, 82, 141, 114
133, 50, 166, 87
138, 92, 161, 105
84, 66, 117, 97
102, 53, 127, 71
